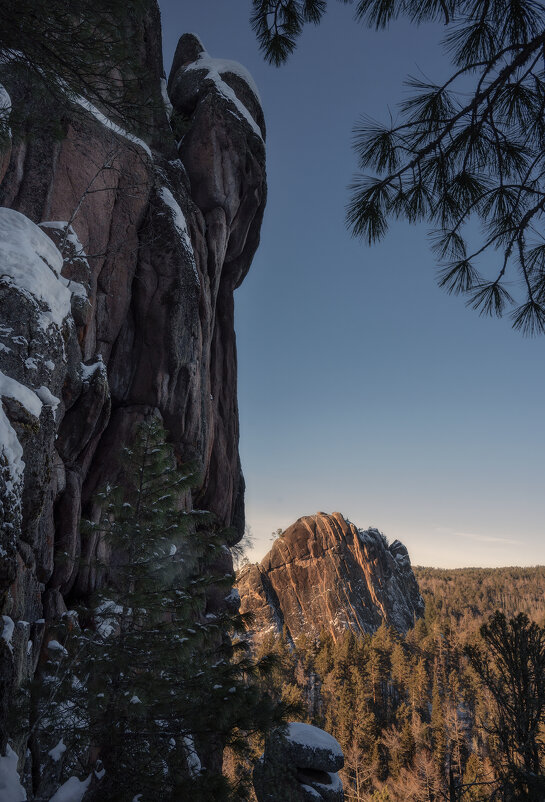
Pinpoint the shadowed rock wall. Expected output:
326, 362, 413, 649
0, 9, 265, 754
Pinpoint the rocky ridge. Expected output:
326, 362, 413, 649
0, 14, 265, 758
237, 512, 424, 641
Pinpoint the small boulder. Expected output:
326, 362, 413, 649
253, 722, 344, 802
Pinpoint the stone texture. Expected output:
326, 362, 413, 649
254, 723, 344, 802
237, 512, 425, 641
0, 4, 265, 760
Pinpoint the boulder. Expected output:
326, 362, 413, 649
254, 723, 344, 802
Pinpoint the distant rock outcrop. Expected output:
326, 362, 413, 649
237, 512, 424, 640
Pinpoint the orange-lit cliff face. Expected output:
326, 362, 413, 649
237, 511, 424, 641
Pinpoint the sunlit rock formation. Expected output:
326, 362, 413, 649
237, 512, 424, 641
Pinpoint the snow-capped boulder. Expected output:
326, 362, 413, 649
254, 722, 344, 802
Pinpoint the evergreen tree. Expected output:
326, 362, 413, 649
30, 417, 283, 801
465, 611, 545, 799
430, 674, 447, 785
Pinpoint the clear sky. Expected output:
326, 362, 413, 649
158, 0, 545, 568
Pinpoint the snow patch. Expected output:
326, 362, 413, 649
183, 735, 201, 777
80, 358, 105, 381
0, 371, 42, 418
35, 386, 60, 411
0, 744, 26, 801
73, 96, 152, 158
224, 588, 240, 606
301, 785, 321, 799
186, 54, 263, 139
0, 85, 11, 117
189, 54, 261, 104
160, 77, 173, 121
314, 772, 343, 793
1, 616, 14, 653
48, 738, 67, 763
0, 84, 11, 139
48, 774, 91, 802
158, 187, 200, 285
47, 640, 68, 657
286, 722, 343, 761
0, 208, 72, 329
40, 221, 87, 258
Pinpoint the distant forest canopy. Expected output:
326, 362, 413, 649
246, 565, 545, 801
414, 565, 545, 630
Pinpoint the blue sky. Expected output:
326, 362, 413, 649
159, 0, 545, 568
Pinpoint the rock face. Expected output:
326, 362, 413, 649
0, 11, 265, 756
254, 723, 344, 802
238, 512, 424, 641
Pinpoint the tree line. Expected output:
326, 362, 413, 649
250, 565, 545, 801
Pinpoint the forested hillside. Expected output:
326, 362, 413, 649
249, 566, 545, 801
414, 566, 545, 632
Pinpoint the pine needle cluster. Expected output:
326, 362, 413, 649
252, 0, 545, 334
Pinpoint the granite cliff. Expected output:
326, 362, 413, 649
0, 6, 265, 760
237, 512, 424, 640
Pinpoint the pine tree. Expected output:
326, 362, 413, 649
30, 416, 284, 802
465, 611, 545, 799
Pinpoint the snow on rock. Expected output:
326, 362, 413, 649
224, 588, 240, 606
188, 52, 261, 104
0, 401, 24, 540
254, 723, 344, 802
35, 386, 60, 411
0, 85, 11, 116
48, 738, 67, 763
0, 208, 72, 329
0, 744, 26, 801
47, 639, 68, 656
0, 371, 42, 418
185, 52, 263, 139
73, 96, 152, 158
0, 84, 11, 133
80, 358, 106, 382
1, 616, 15, 653
40, 222, 87, 260
285, 723, 343, 772
158, 187, 199, 286
183, 735, 201, 778
48, 774, 91, 802
0, 397, 25, 485
0, 369, 42, 540
160, 77, 173, 121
